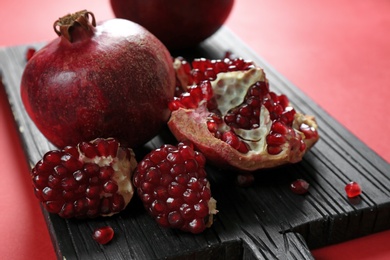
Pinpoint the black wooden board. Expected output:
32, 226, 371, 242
1, 27, 389, 260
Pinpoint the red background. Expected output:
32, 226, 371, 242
1, 1, 389, 259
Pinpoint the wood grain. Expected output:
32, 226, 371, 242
1, 27, 389, 260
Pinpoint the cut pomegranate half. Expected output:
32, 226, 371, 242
167, 55, 319, 172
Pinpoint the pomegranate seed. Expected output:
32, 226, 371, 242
290, 179, 310, 195
92, 226, 114, 245
345, 181, 362, 198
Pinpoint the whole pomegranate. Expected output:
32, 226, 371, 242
21, 10, 175, 148
168, 56, 319, 172
109, 0, 235, 50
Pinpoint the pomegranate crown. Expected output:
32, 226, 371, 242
53, 10, 96, 42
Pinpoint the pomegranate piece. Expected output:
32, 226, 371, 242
133, 142, 217, 234
168, 56, 319, 171
31, 138, 137, 218
92, 226, 114, 244
345, 181, 362, 198
21, 10, 175, 149
290, 179, 310, 195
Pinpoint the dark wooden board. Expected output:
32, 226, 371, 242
1, 27, 389, 260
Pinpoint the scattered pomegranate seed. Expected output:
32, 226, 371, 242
92, 226, 114, 245
290, 179, 310, 195
25, 47, 36, 61
345, 181, 362, 198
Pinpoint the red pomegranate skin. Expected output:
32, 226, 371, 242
110, 0, 235, 50
21, 15, 175, 148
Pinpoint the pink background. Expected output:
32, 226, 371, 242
1, 0, 389, 259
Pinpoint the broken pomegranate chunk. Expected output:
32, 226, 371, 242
167, 56, 319, 172
31, 138, 137, 218
133, 142, 217, 234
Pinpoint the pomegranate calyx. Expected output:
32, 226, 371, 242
53, 10, 96, 42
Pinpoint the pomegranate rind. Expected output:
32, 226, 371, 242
168, 66, 319, 172
168, 106, 318, 171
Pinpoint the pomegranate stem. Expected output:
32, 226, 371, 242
53, 10, 96, 42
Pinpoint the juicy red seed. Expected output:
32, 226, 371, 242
168, 99, 185, 111
63, 146, 79, 158
290, 179, 310, 195
166, 151, 184, 164
185, 159, 198, 172
43, 150, 63, 166
194, 201, 209, 218
45, 201, 62, 214
33, 175, 48, 189
200, 187, 211, 200
345, 181, 362, 198
179, 145, 195, 159
53, 165, 68, 177
149, 148, 168, 164
175, 174, 189, 185
207, 120, 218, 132
61, 177, 78, 191
266, 133, 286, 146
168, 182, 186, 197
61, 154, 83, 172
180, 204, 195, 220
183, 189, 199, 204
188, 218, 206, 234
271, 121, 288, 135
100, 198, 111, 214
74, 198, 88, 215
199, 81, 213, 101
267, 145, 283, 155
191, 69, 205, 84
47, 175, 61, 188
60, 203, 74, 218
280, 107, 296, 125
73, 170, 88, 183
300, 141, 307, 152
300, 123, 319, 139
277, 94, 289, 108
86, 186, 101, 198
170, 164, 186, 176
79, 142, 98, 158
156, 215, 170, 227
222, 131, 241, 150
92, 226, 114, 245
145, 168, 162, 184
99, 166, 114, 180
166, 197, 184, 210
168, 211, 184, 228
103, 181, 118, 193
158, 160, 172, 175
110, 194, 125, 212
151, 200, 167, 214
155, 186, 168, 200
